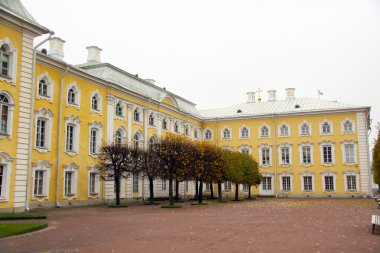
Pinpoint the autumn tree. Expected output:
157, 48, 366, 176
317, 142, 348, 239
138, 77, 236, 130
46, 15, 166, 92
222, 151, 245, 201
98, 142, 139, 205
241, 154, 261, 199
373, 124, 380, 190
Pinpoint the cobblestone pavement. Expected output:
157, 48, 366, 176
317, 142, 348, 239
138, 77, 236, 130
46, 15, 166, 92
1, 199, 380, 253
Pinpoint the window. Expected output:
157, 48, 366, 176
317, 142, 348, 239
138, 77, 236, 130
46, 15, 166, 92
133, 132, 143, 149
185, 180, 189, 192
91, 94, 100, 111
149, 113, 155, 126
185, 125, 189, 136
0, 153, 12, 200
194, 129, 198, 139
174, 122, 179, 133
206, 183, 211, 191
323, 145, 333, 164
65, 171, 74, 195
133, 173, 139, 193
262, 177, 272, 190
34, 170, 44, 195
242, 184, 249, 192
301, 123, 310, 135
261, 148, 271, 166
115, 129, 124, 145
240, 127, 249, 139
282, 176, 291, 191
115, 102, 123, 117
344, 144, 355, 164
224, 181, 232, 191
36, 119, 47, 148
162, 179, 167, 191
38, 79, 48, 97
280, 124, 289, 137
89, 172, 97, 194
90, 128, 98, 154
67, 88, 76, 105
324, 176, 334, 191
302, 146, 312, 164
260, 126, 269, 137
280, 147, 290, 165
322, 122, 332, 134
0, 166, 3, 198
0, 45, 9, 77
205, 129, 212, 140
222, 128, 231, 139
343, 120, 353, 133
162, 118, 168, 130
241, 148, 250, 155
149, 136, 157, 150
303, 176, 313, 191
0, 94, 10, 135
346, 175, 357, 191
66, 124, 75, 152
134, 109, 141, 122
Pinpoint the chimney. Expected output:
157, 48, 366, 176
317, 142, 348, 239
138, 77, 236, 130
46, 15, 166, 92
268, 90, 277, 101
145, 79, 156, 85
86, 46, 102, 63
246, 92, 256, 103
285, 88, 295, 99
48, 37, 65, 61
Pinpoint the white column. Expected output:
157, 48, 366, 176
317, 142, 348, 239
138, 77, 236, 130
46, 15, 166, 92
127, 104, 134, 146
190, 125, 194, 140
157, 113, 163, 138
356, 111, 371, 196
143, 109, 149, 149
169, 117, 174, 133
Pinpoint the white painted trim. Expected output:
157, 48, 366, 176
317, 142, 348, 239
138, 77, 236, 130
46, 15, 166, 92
278, 122, 290, 137
63, 162, 79, 199
64, 115, 80, 156
321, 170, 337, 192
300, 170, 315, 192
238, 144, 252, 155
239, 125, 250, 140
88, 121, 103, 157
66, 82, 81, 109
259, 123, 270, 138
31, 160, 51, 200
341, 140, 358, 165
343, 170, 360, 193
319, 141, 335, 166
90, 89, 102, 115
0, 152, 13, 201
221, 126, 232, 140
341, 118, 356, 135
279, 171, 293, 192
259, 143, 272, 167
299, 142, 314, 167
299, 121, 311, 136
0, 37, 18, 85
320, 119, 333, 136
203, 128, 213, 141
34, 108, 53, 153
278, 142, 292, 167
0, 90, 15, 139
36, 72, 54, 102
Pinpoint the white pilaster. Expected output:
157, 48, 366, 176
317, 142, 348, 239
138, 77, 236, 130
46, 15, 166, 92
143, 109, 149, 149
157, 114, 163, 138
127, 104, 134, 146
106, 95, 115, 143
356, 111, 371, 195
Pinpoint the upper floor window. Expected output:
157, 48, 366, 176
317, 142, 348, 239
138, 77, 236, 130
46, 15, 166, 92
0, 39, 17, 84
321, 121, 332, 134
194, 128, 199, 139
36, 73, 54, 102
240, 127, 249, 139
301, 146, 312, 165
66, 83, 81, 108
343, 143, 356, 164
222, 128, 231, 139
185, 125, 189, 136
36, 119, 47, 149
0, 46, 9, 77
115, 102, 123, 117
0, 94, 10, 135
133, 132, 143, 149
149, 113, 155, 126
134, 109, 141, 122
65, 116, 80, 154
322, 145, 333, 164
261, 147, 271, 166
205, 129, 212, 140
162, 118, 168, 130
38, 79, 48, 97
91, 94, 100, 112
174, 122, 179, 133
343, 120, 354, 134
67, 88, 76, 105
279, 124, 289, 137
300, 123, 310, 136
280, 147, 290, 165
260, 125, 269, 138
89, 121, 102, 156
115, 128, 126, 145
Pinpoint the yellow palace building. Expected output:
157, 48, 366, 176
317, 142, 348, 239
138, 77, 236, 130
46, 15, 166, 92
0, 0, 372, 212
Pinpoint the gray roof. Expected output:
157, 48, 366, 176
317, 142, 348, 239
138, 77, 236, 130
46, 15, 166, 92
77, 63, 202, 118
0, 0, 48, 32
199, 98, 369, 119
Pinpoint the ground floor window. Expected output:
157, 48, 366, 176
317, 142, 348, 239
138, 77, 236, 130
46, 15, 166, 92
303, 176, 313, 191
262, 177, 272, 190
346, 175, 357, 191
224, 181, 232, 191
162, 179, 167, 191
0, 165, 3, 197
133, 173, 139, 193
206, 183, 211, 191
89, 172, 98, 194
34, 170, 44, 195
242, 184, 249, 192
324, 176, 334, 191
282, 176, 291, 191
65, 171, 74, 195
185, 181, 189, 192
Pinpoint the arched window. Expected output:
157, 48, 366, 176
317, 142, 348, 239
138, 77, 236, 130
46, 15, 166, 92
301, 123, 310, 135
194, 128, 199, 139
205, 129, 212, 140
322, 122, 332, 134
133, 132, 143, 149
67, 88, 76, 104
91, 94, 100, 111
115, 102, 123, 117
222, 128, 231, 139
260, 125, 269, 137
241, 148, 250, 155
115, 127, 126, 145
162, 118, 168, 130
149, 113, 155, 126
149, 135, 157, 150
280, 124, 289, 137
241, 127, 249, 138
134, 109, 141, 122
343, 120, 353, 133
0, 39, 17, 84
38, 79, 48, 97
0, 46, 9, 76
174, 122, 179, 133
0, 94, 10, 135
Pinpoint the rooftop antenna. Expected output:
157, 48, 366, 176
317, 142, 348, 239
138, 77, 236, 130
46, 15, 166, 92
318, 90, 324, 99
256, 88, 263, 102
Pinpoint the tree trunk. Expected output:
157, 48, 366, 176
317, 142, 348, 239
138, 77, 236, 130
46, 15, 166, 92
248, 185, 251, 199
115, 177, 121, 206
198, 181, 203, 204
169, 177, 174, 206
210, 183, 214, 199
195, 180, 199, 199
218, 181, 222, 201
149, 177, 154, 204
175, 180, 179, 200
235, 183, 239, 201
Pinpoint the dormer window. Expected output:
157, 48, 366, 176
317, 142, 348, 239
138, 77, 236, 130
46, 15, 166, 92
149, 113, 155, 126
115, 102, 123, 117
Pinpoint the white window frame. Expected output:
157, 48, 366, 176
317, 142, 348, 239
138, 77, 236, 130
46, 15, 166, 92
64, 115, 80, 156
320, 120, 333, 135
238, 145, 252, 155
341, 141, 357, 165
115, 101, 125, 119
342, 118, 355, 134
299, 142, 314, 167
34, 108, 53, 153
224, 181, 232, 192
184, 124, 189, 136
299, 121, 311, 136
0, 152, 13, 201
133, 107, 142, 124
321, 170, 336, 192
66, 82, 81, 109
204, 128, 213, 140
32, 160, 51, 199
114, 126, 127, 144
173, 121, 180, 133
300, 170, 315, 192
148, 113, 156, 127
90, 90, 102, 115
88, 165, 100, 196
0, 38, 18, 85
221, 127, 232, 140
279, 123, 290, 137
320, 141, 335, 166
239, 126, 250, 139
89, 121, 102, 157
162, 179, 167, 191
259, 144, 272, 167
162, 117, 168, 131
0, 91, 14, 139
133, 131, 144, 149
63, 162, 79, 198
279, 172, 293, 192
36, 72, 54, 102
259, 124, 270, 138
194, 128, 199, 139
343, 170, 359, 192
278, 143, 292, 166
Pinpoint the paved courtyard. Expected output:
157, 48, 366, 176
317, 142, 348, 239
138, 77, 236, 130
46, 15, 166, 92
1, 198, 380, 253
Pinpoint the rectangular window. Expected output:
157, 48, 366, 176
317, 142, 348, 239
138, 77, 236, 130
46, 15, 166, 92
282, 176, 291, 191
185, 180, 189, 192
1, 52, 9, 76
133, 173, 139, 193
345, 144, 355, 163
323, 146, 333, 164
281, 147, 290, 164
0, 104, 8, 134
224, 181, 232, 191
324, 176, 334, 191
34, 170, 44, 195
39, 81, 48, 97
242, 184, 249, 192
0, 165, 4, 196
262, 148, 270, 165
302, 146, 312, 164
262, 177, 272, 190
66, 124, 74, 152
65, 171, 73, 195
36, 119, 46, 148
89, 172, 97, 194
162, 179, 167, 191
303, 176, 313, 191
347, 175, 357, 191
90, 128, 97, 154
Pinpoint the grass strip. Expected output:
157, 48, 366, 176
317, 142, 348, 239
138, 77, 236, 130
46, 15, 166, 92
160, 204, 182, 208
0, 223, 48, 238
191, 202, 209, 206
0, 213, 47, 220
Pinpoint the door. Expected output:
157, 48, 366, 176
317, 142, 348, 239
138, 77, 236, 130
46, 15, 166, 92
260, 176, 274, 196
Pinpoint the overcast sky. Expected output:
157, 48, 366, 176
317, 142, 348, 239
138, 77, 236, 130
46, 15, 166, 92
23, 0, 380, 144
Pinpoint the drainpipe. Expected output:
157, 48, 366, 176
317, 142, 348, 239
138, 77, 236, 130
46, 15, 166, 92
366, 109, 373, 197
272, 114, 278, 198
55, 66, 70, 207
25, 31, 54, 212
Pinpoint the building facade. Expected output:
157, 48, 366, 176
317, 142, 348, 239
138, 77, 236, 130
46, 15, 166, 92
0, 0, 372, 212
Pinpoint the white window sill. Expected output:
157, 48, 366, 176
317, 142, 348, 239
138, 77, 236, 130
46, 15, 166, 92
89, 153, 99, 159
343, 162, 357, 166
0, 74, 15, 85
66, 103, 80, 110
260, 164, 272, 168
0, 133, 11, 140
114, 115, 126, 121
90, 109, 102, 115
343, 131, 355, 135
34, 194, 47, 198
300, 163, 313, 167
35, 147, 50, 153
0, 197, 9, 202
280, 163, 292, 167
65, 150, 78, 156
